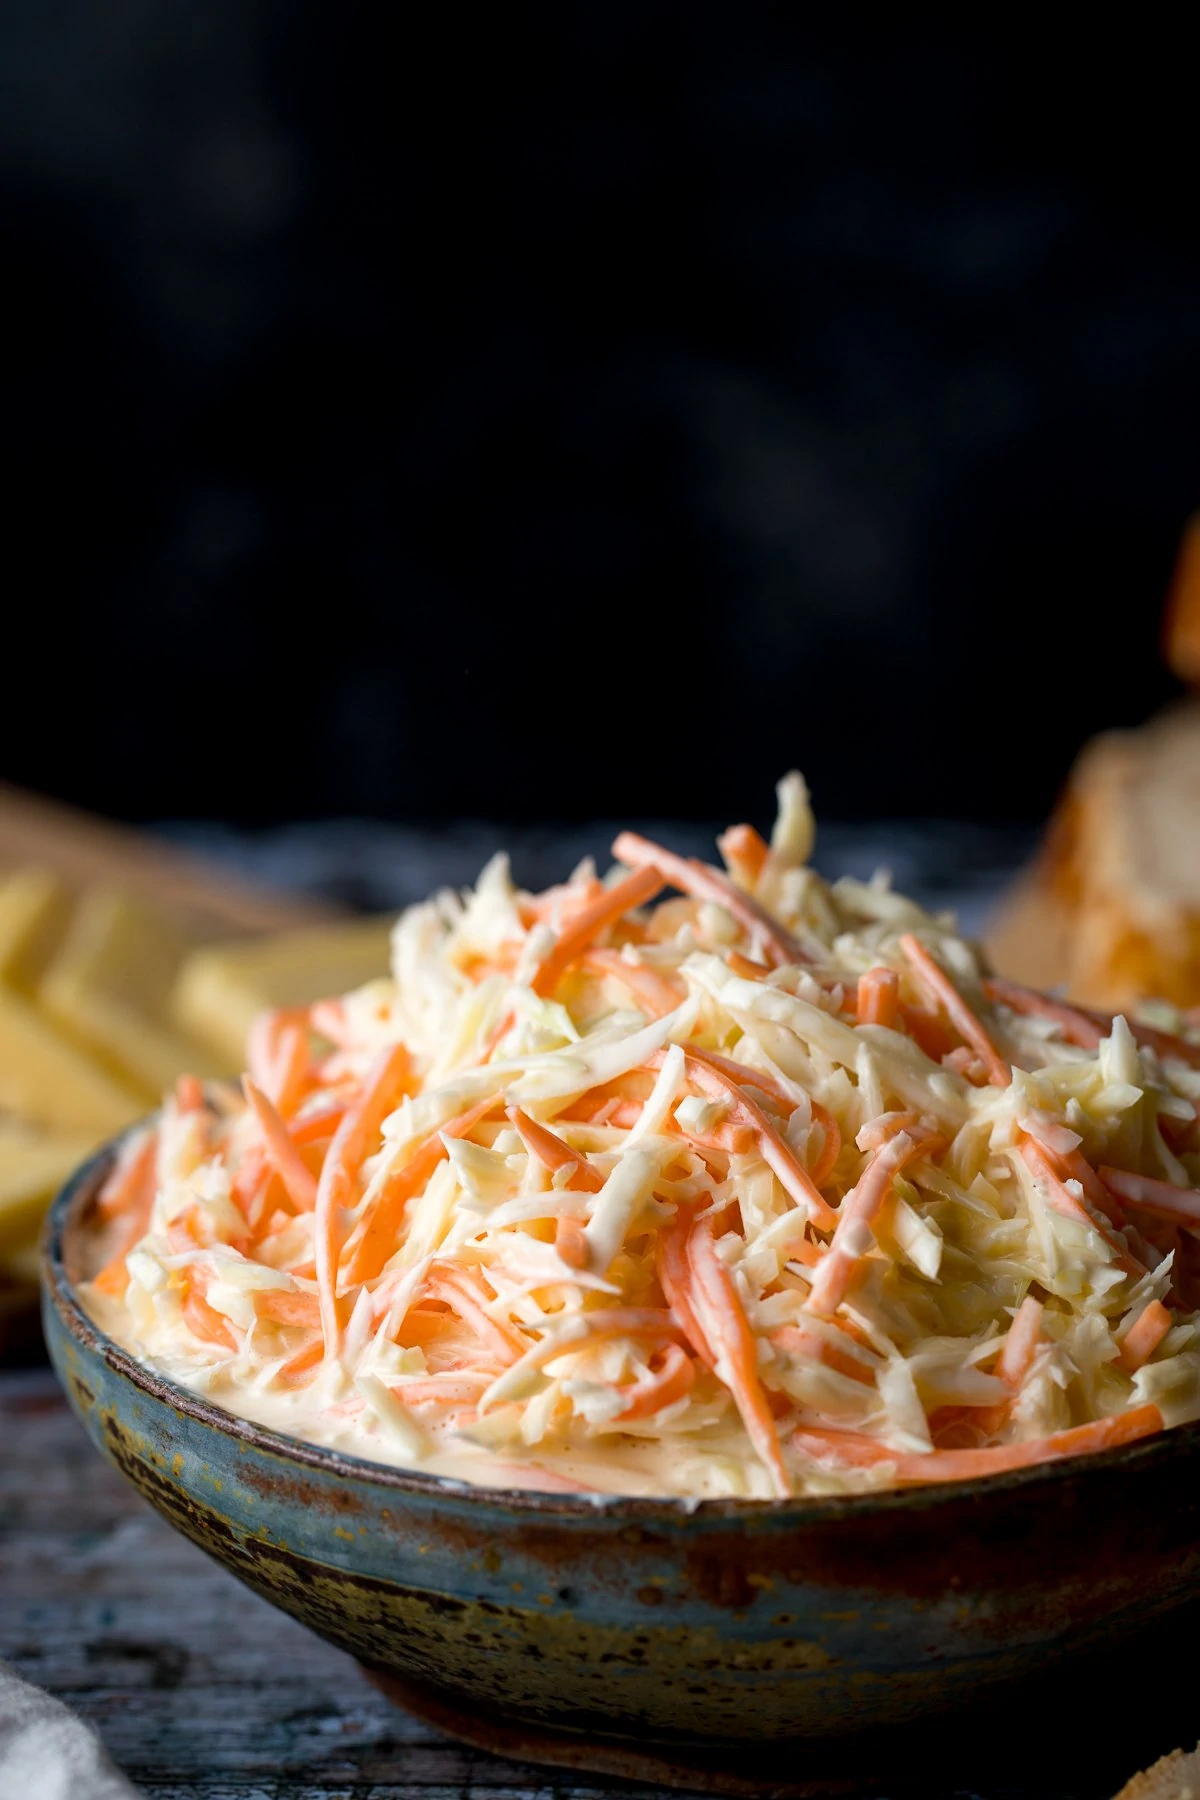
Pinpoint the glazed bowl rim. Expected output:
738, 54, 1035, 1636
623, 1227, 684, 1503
43, 1128, 1200, 1523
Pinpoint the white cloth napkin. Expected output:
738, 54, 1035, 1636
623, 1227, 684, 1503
0, 1661, 137, 1800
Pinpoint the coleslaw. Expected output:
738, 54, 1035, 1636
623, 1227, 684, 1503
84, 776, 1200, 1499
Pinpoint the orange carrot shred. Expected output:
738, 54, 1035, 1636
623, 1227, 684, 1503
508, 1106, 604, 1192
1118, 1299, 1172, 1373
182, 1284, 239, 1352
313, 1043, 413, 1357
793, 1404, 1163, 1483
899, 934, 1010, 1087
716, 823, 769, 888
276, 1338, 324, 1386
685, 1215, 790, 1495
244, 1079, 318, 1214
530, 866, 665, 998
806, 1122, 941, 1318
984, 978, 1104, 1050
339, 1091, 503, 1286
554, 1214, 590, 1270
614, 1341, 696, 1419
577, 947, 684, 1018
175, 1074, 205, 1114
857, 967, 900, 1030
96, 1128, 157, 1223
678, 1047, 839, 1231
613, 831, 808, 969
254, 1289, 322, 1328
1099, 1166, 1200, 1228
1020, 1140, 1145, 1278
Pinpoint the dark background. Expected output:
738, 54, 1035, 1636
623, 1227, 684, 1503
4, 8, 1197, 830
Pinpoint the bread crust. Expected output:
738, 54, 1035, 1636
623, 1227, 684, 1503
1111, 1742, 1200, 1799
987, 706, 1200, 1010
1164, 515, 1200, 686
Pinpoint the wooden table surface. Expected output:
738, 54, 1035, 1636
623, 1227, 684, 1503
2, 1364, 1189, 1800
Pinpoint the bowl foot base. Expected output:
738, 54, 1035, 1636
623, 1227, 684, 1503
359, 1664, 870, 1796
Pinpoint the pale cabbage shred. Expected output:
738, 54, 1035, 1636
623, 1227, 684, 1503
88, 774, 1200, 1501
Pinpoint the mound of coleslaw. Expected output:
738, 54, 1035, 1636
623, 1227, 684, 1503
85, 776, 1200, 1499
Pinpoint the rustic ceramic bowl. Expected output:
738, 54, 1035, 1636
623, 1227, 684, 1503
42, 1137, 1200, 1795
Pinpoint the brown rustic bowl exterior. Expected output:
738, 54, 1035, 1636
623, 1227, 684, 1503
41, 1138, 1200, 1792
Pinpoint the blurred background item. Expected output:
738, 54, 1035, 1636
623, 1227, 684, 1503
987, 525, 1200, 1010
2, 10, 1197, 828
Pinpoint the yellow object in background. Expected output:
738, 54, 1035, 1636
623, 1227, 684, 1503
40, 889, 226, 1100
172, 915, 394, 1065
0, 867, 71, 990
0, 986, 144, 1135
0, 1122, 97, 1259
0, 788, 352, 1330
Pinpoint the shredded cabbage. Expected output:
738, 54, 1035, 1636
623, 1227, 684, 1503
86, 777, 1200, 1500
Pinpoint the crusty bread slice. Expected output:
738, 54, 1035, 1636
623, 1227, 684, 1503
986, 704, 1200, 1011
1164, 515, 1200, 686
1113, 1742, 1200, 1798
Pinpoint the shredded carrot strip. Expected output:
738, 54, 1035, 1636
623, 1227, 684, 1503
530, 866, 665, 998
613, 831, 807, 969
247, 1009, 283, 1096
96, 1129, 157, 1223
554, 1215, 590, 1269
508, 1106, 604, 1192
182, 1284, 239, 1352
986, 981, 1200, 1072
675, 1045, 792, 1113
1020, 1140, 1145, 1277
388, 1376, 489, 1406
276, 1339, 323, 1386
857, 967, 900, 1030
254, 1289, 322, 1328
725, 950, 770, 980
679, 1047, 839, 1231
806, 1123, 941, 1317
1099, 1166, 1200, 1228
1041, 1142, 1123, 1219
899, 934, 1010, 1087
91, 1131, 161, 1295
716, 823, 769, 888
770, 1324, 877, 1387
313, 1044, 413, 1356
423, 1265, 527, 1363
244, 1080, 318, 1213
175, 1074, 205, 1114
672, 1045, 841, 1187
615, 1341, 696, 1419
896, 1003, 961, 1063
493, 1309, 682, 1392
657, 1210, 717, 1369
522, 878, 604, 926
793, 1404, 1163, 1483
577, 947, 684, 1018
972, 1296, 1045, 1435
685, 1216, 789, 1495
996, 1295, 1044, 1388
289, 1101, 349, 1146
272, 1023, 310, 1119
984, 979, 1104, 1050
339, 1092, 503, 1286
1118, 1299, 1172, 1373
